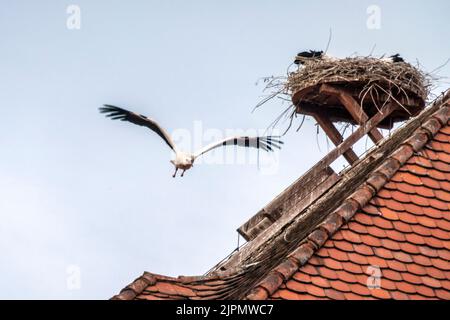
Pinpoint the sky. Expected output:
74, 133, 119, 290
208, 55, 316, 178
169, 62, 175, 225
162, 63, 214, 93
0, 0, 448, 299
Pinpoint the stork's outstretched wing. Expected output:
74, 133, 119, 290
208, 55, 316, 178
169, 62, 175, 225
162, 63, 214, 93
100, 105, 178, 152
193, 136, 283, 159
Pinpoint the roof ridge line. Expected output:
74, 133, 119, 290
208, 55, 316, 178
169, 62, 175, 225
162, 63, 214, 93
245, 98, 449, 300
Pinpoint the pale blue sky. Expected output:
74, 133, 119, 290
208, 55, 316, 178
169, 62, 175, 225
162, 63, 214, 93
0, 0, 448, 299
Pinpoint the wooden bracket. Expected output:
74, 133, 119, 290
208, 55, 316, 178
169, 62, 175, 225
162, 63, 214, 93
320, 84, 384, 144
313, 112, 359, 164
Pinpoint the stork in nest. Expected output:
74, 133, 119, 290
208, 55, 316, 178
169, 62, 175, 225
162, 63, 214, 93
381, 53, 405, 63
294, 50, 337, 65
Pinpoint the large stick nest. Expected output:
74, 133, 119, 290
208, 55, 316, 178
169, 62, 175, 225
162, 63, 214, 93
257, 56, 433, 132
287, 57, 430, 104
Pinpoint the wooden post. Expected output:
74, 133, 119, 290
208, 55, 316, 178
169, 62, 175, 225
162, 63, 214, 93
313, 112, 359, 164
320, 84, 384, 144
305, 101, 397, 177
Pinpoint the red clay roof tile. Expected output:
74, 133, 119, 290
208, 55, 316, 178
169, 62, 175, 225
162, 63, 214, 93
428, 198, 449, 211
387, 260, 408, 272
323, 258, 344, 271
329, 280, 352, 292
430, 258, 449, 271
390, 291, 410, 300
383, 199, 407, 212
379, 207, 400, 220
258, 273, 284, 295
318, 267, 339, 280
419, 246, 439, 258
433, 229, 450, 241
422, 205, 446, 220
381, 239, 401, 251
285, 280, 308, 294
400, 211, 420, 224
292, 271, 312, 284
374, 247, 395, 259
405, 233, 426, 245
435, 289, 450, 299
437, 249, 450, 261
386, 229, 407, 242
439, 179, 450, 192
422, 276, 442, 289
367, 256, 388, 268
406, 264, 428, 276
401, 273, 422, 285
436, 219, 450, 231
424, 236, 445, 249
412, 255, 433, 267
347, 252, 369, 265
442, 280, 450, 290
432, 160, 450, 173
333, 240, 353, 252
324, 288, 346, 300
366, 225, 387, 238
347, 221, 369, 234
427, 267, 446, 280
341, 261, 364, 274
362, 204, 381, 215
392, 220, 414, 233
396, 281, 417, 294
392, 251, 413, 263
410, 224, 433, 236
349, 283, 371, 296
336, 270, 358, 284
359, 234, 383, 247
370, 288, 391, 299
353, 243, 374, 256
421, 176, 441, 189
344, 292, 364, 300
310, 276, 331, 288
305, 284, 326, 297
277, 289, 304, 300
381, 278, 397, 290
302, 264, 320, 275
383, 269, 403, 281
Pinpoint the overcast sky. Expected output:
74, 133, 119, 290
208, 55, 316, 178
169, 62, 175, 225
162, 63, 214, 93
0, 0, 448, 299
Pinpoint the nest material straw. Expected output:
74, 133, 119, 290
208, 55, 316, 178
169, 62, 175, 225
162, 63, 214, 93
257, 56, 432, 134
287, 57, 430, 103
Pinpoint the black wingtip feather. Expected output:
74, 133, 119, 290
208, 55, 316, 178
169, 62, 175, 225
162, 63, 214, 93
99, 105, 130, 121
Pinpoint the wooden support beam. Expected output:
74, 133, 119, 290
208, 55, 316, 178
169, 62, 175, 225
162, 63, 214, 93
238, 167, 337, 241
305, 101, 397, 178
296, 103, 394, 129
313, 112, 359, 164
320, 84, 384, 144
212, 101, 398, 273
229, 168, 339, 266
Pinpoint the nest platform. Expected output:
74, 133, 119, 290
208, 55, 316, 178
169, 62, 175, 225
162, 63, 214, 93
288, 57, 430, 129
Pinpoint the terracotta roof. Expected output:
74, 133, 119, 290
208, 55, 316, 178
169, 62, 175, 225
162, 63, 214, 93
112, 271, 248, 300
113, 91, 450, 300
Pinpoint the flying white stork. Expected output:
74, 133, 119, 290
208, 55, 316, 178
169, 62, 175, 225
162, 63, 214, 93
99, 105, 283, 177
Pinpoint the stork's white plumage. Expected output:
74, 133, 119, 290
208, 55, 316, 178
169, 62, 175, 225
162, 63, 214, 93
100, 105, 283, 177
